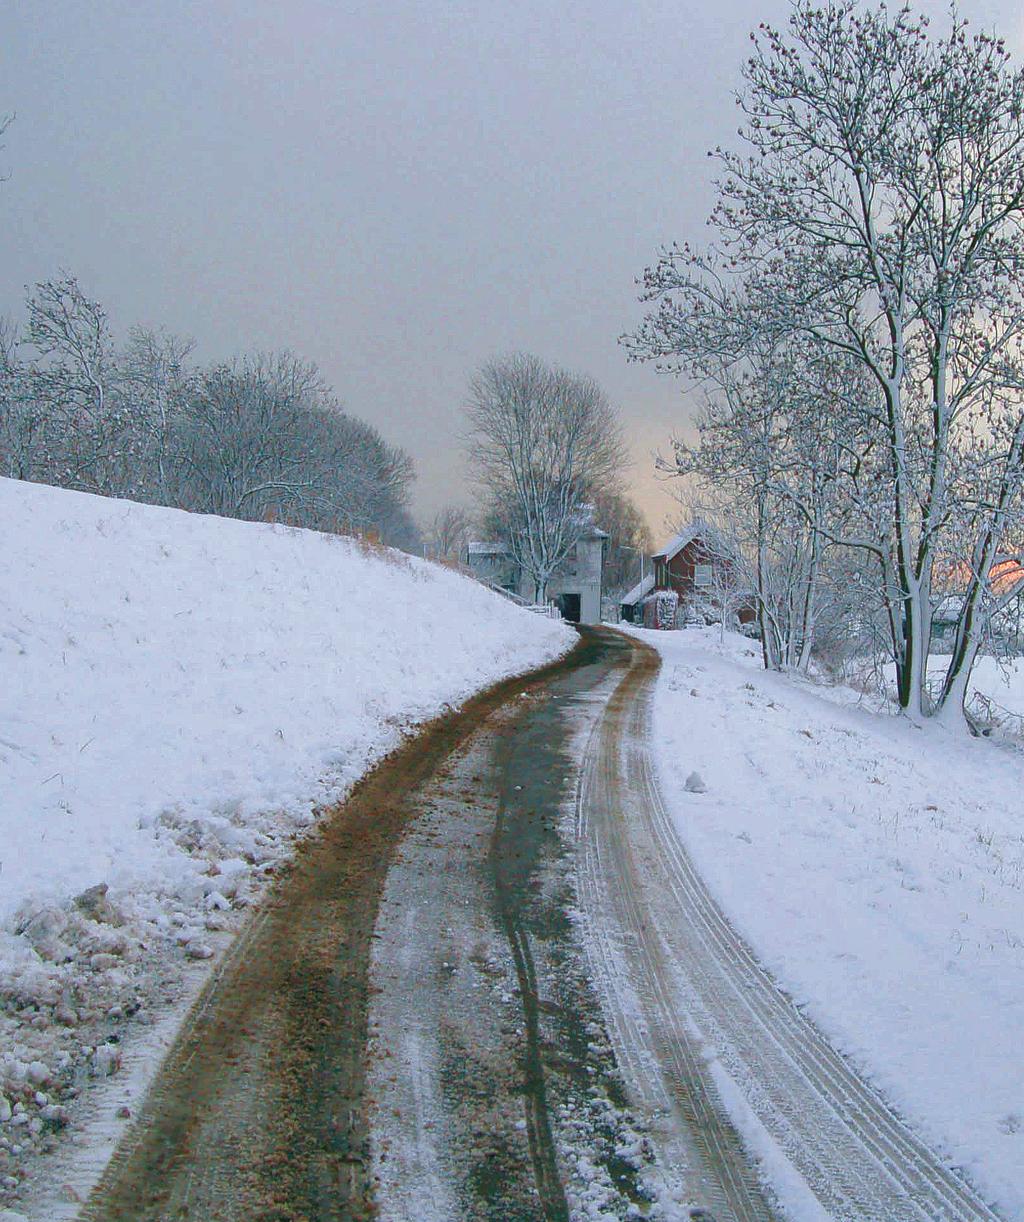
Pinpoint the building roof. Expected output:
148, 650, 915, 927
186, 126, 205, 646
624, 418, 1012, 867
651, 523, 703, 563
651, 520, 741, 565
621, 573, 655, 606
467, 540, 509, 556
468, 522, 608, 557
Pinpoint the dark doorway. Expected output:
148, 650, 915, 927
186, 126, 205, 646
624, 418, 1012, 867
558, 593, 581, 622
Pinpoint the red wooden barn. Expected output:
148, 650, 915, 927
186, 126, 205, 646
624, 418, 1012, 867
638, 524, 756, 630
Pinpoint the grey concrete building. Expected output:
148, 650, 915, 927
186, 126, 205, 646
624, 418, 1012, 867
465, 523, 608, 624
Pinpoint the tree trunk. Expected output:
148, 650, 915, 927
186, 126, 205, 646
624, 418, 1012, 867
935, 631, 982, 727
796, 532, 820, 672
895, 587, 927, 720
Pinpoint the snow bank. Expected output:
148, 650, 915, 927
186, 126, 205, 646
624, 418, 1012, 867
0, 476, 571, 1206
949, 654, 1024, 712
931, 653, 1024, 729
632, 625, 1024, 1218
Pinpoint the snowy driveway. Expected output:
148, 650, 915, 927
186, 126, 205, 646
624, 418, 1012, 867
575, 634, 1000, 1222
77, 628, 1002, 1222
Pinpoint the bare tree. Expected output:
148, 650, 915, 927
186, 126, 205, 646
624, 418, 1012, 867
660, 333, 867, 670
427, 504, 471, 562
176, 353, 337, 520
346, 419, 419, 549
0, 111, 12, 181
22, 274, 125, 492
590, 487, 652, 598
630, 2, 1024, 724
465, 353, 625, 602
0, 315, 39, 480
173, 351, 419, 545
1, 273, 422, 552
118, 326, 195, 502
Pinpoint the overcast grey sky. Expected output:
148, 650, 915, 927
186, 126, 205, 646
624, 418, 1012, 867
3, 1, 1022, 538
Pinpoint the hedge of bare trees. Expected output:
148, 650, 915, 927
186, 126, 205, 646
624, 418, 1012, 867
629, 1, 1024, 725
0, 275, 419, 549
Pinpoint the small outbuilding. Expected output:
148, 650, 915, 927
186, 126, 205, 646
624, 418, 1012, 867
545, 522, 608, 624
465, 541, 518, 593
638, 522, 757, 630
620, 573, 654, 624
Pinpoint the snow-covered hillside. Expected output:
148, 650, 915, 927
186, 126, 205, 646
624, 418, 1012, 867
0, 476, 572, 1208
632, 625, 1024, 1218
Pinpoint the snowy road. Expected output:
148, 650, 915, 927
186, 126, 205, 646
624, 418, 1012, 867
367, 629, 676, 1220
77, 644, 584, 1222
79, 628, 1001, 1221
574, 634, 1001, 1222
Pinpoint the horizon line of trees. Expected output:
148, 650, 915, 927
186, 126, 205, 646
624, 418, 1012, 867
0, 273, 420, 550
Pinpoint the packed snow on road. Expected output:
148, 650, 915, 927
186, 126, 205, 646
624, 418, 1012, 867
0, 476, 572, 1211
631, 624, 1024, 1218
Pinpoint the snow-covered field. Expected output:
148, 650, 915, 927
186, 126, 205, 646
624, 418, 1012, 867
632, 625, 1024, 1218
0, 476, 572, 1211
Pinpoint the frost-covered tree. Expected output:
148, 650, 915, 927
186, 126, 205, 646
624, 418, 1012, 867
343, 417, 419, 550
465, 353, 625, 602
175, 353, 329, 520
0, 277, 420, 551
0, 316, 40, 480
118, 326, 196, 502
660, 329, 873, 670
173, 352, 417, 545
630, 2, 1024, 724
22, 275, 126, 492
0, 111, 12, 179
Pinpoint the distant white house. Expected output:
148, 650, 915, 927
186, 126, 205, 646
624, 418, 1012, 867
465, 521, 608, 624
465, 541, 518, 593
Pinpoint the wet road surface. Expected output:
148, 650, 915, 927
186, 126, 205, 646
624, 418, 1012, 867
82, 627, 1001, 1221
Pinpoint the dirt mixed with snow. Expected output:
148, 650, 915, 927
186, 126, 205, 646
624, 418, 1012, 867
0, 476, 571, 1212
367, 635, 680, 1221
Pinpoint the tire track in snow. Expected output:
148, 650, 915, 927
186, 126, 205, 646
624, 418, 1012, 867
575, 631, 1002, 1221
79, 641, 592, 1222
575, 652, 773, 1222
